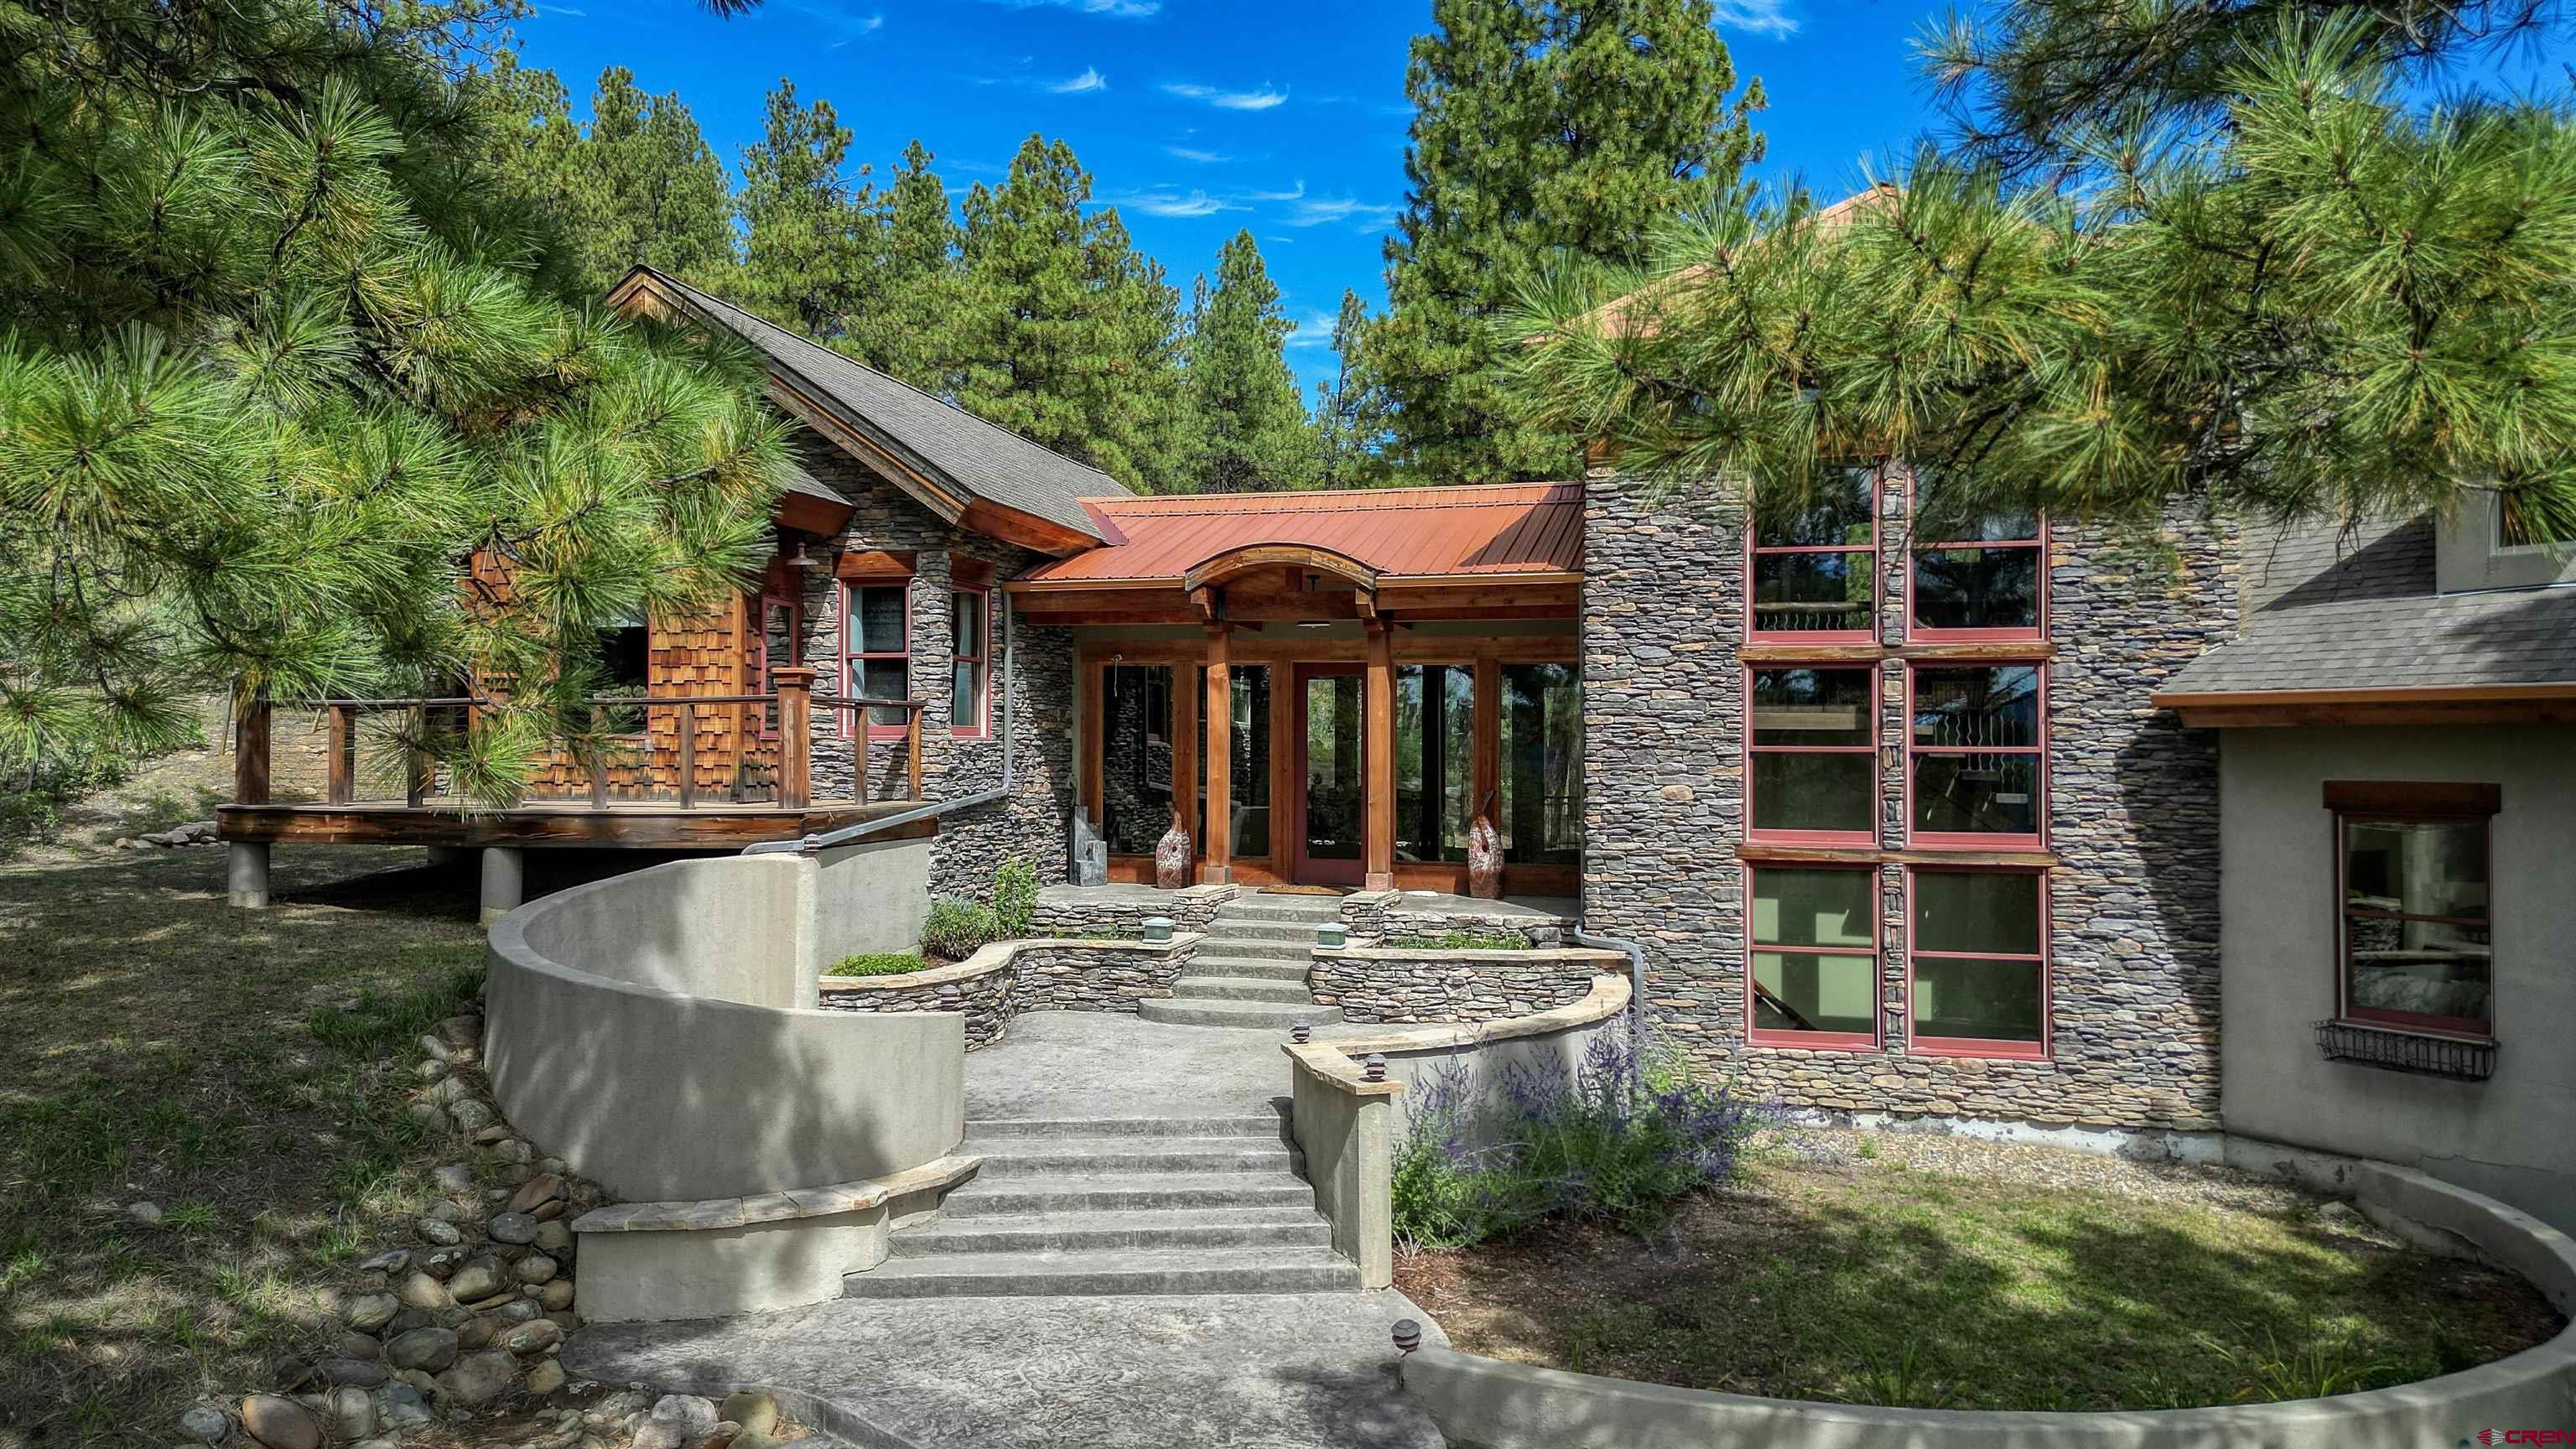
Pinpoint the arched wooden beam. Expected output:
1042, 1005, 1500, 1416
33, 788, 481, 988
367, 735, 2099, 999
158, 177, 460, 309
1179, 543, 1383, 595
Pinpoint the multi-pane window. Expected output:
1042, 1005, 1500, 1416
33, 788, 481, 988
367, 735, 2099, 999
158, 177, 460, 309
2339, 814, 2493, 1036
1498, 663, 1582, 865
1397, 664, 1476, 865
1099, 664, 1173, 856
1747, 667, 1875, 843
1909, 869, 2047, 1057
1909, 665, 2044, 845
842, 582, 911, 737
1748, 867, 1878, 1048
949, 587, 989, 735
1750, 465, 1877, 638
1912, 506, 2045, 639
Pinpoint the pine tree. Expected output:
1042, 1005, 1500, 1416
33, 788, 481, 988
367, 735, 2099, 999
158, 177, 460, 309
845, 140, 963, 392
1507, 4, 2576, 541
735, 79, 875, 344
1184, 232, 1318, 492
1369, 0, 1766, 484
1315, 290, 1395, 490
566, 68, 737, 292
0, 2, 784, 797
953, 136, 1190, 492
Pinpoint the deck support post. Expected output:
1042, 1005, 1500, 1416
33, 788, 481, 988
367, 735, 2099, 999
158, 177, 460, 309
1363, 619, 1395, 891
226, 842, 271, 909
479, 846, 525, 927
774, 667, 815, 810
1199, 623, 1233, 886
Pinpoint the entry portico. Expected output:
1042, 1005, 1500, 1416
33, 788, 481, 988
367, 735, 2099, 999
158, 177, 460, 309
1008, 485, 1585, 896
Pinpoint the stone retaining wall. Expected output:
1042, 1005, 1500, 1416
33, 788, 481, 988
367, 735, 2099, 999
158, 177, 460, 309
1032, 883, 1239, 938
818, 937, 1199, 1048
1311, 944, 1622, 1025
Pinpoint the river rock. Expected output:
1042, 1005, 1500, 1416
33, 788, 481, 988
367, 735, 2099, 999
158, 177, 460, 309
424, 1245, 470, 1280
329, 1385, 376, 1441
383, 1327, 458, 1374
500, 1318, 561, 1355
239, 1395, 319, 1449
315, 1357, 387, 1388
718, 1391, 778, 1437
434, 1348, 518, 1408
651, 1395, 718, 1434
430, 1162, 475, 1192
127, 1201, 164, 1224
449, 1098, 496, 1135
487, 1212, 538, 1245
396, 1272, 449, 1311
446, 1256, 506, 1302
493, 1298, 541, 1325
357, 1249, 411, 1275
436, 1015, 480, 1048
371, 1383, 434, 1433
532, 1220, 573, 1254
506, 1173, 566, 1213
344, 1292, 400, 1332
179, 1405, 231, 1443
633, 1423, 687, 1449
456, 1315, 496, 1350
524, 1359, 566, 1395
404, 1103, 451, 1133
334, 1331, 381, 1360
413, 1217, 462, 1247
538, 1278, 574, 1311
512, 1253, 558, 1285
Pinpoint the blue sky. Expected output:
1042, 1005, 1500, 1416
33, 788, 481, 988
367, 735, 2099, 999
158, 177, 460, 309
511, 0, 1938, 395
507, 0, 2569, 397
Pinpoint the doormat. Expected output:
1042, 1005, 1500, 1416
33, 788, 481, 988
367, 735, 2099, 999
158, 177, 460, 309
1259, 885, 1346, 896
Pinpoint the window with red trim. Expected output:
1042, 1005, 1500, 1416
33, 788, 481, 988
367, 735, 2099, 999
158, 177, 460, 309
2338, 813, 2492, 1037
841, 581, 910, 739
1748, 866, 1878, 1049
1911, 501, 2045, 641
1909, 663, 2044, 846
1747, 666, 1875, 844
1749, 464, 1876, 639
949, 586, 990, 737
1909, 868, 2047, 1057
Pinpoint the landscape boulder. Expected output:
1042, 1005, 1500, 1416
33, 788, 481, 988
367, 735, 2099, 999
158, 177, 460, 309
238, 1395, 319, 1449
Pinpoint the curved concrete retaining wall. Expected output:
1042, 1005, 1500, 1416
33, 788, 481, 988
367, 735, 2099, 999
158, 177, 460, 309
488, 854, 965, 1206
1401, 1161, 2576, 1447
1310, 942, 1623, 1025
816, 935, 1201, 1047
1281, 976, 1633, 1289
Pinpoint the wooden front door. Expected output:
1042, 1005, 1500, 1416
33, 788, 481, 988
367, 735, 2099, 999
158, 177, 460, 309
1291, 663, 1367, 886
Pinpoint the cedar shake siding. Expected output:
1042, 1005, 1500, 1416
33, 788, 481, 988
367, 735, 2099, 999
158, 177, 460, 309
1581, 469, 2236, 1130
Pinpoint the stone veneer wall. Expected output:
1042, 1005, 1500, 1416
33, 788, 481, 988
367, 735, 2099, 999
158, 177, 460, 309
1311, 946, 1618, 1025
1581, 470, 2232, 1130
792, 434, 1076, 898
1032, 883, 1239, 937
818, 937, 1199, 1048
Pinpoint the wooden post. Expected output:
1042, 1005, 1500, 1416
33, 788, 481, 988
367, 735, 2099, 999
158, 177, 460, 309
906, 703, 924, 801
775, 667, 814, 809
1171, 661, 1200, 867
325, 704, 354, 805
233, 696, 272, 807
1472, 655, 1502, 833
587, 705, 610, 809
1363, 619, 1395, 891
1080, 659, 1105, 827
1200, 625, 1233, 885
406, 705, 432, 808
677, 699, 698, 809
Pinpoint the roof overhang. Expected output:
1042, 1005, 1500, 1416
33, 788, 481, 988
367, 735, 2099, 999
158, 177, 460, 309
2152, 682, 2576, 728
1181, 543, 1381, 595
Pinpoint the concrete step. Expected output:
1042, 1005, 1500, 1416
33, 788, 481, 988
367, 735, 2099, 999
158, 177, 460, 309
844, 1246, 1363, 1298
1170, 974, 1315, 1005
888, 1207, 1332, 1257
1179, 953, 1311, 982
1204, 917, 1329, 945
965, 1114, 1287, 1141
938, 1173, 1320, 1218
1213, 901, 1343, 926
961, 1136, 1300, 1177
1139, 998, 1343, 1030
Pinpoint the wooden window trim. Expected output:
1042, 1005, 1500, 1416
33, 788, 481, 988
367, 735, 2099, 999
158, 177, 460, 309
841, 578, 912, 741
1745, 465, 1881, 644
2333, 807, 2497, 1041
1744, 863, 1882, 1052
1906, 661, 2048, 851
1904, 865, 2052, 1062
951, 584, 991, 740
1744, 663, 1878, 847
1906, 471, 2049, 643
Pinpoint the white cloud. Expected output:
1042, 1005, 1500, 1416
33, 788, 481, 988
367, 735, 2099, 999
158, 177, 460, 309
1162, 81, 1291, 112
1284, 310, 1338, 348
1285, 195, 1399, 230
1711, 1, 1797, 38
1244, 180, 1306, 202
985, 0, 1159, 16
1111, 189, 1244, 218
1166, 146, 1232, 164
1048, 66, 1109, 94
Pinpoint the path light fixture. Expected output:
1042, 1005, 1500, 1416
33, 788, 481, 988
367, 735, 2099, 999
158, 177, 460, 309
1363, 1053, 1386, 1083
1291, 1021, 1311, 1044
1315, 921, 1347, 948
1140, 916, 1175, 944
1392, 1319, 1421, 1354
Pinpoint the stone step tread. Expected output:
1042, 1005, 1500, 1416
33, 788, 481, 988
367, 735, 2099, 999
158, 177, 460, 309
1167, 976, 1316, 1004
1213, 906, 1343, 926
888, 1208, 1332, 1256
1178, 954, 1311, 980
937, 1174, 1318, 1217
963, 1114, 1287, 1140
844, 1246, 1363, 1298
1192, 936, 1315, 960
1208, 916, 1335, 936
1139, 999, 1343, 1029
961, 1140, 1301, 1176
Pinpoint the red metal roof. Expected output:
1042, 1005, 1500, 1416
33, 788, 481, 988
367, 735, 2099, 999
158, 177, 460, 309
1015, 482, 1585, 586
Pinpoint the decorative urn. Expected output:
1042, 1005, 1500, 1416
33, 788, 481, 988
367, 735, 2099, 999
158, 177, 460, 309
1153, 815, 1193, 890
1466, 813, 1504, 900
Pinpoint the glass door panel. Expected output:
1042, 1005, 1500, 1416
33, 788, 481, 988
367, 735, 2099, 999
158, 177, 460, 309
1196, 666, 1273, 860
1296, 667, 1365, 885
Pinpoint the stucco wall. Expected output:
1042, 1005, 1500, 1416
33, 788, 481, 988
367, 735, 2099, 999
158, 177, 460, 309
2219, 724, 2576, 1233
486, 854, 965, 1203
1581, 470, 2233, 1130
813, 833, 933, 962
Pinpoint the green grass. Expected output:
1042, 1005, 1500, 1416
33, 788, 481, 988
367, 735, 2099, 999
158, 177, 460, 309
0, 841, 487, 1446
1402, 1151, 2561, 1411
827, 950, 929, 977
1386, 929, 1530, 951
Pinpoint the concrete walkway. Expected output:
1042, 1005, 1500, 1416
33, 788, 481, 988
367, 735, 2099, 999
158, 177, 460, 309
964, 1010, 1366, 1121
564, 1291, 1448, 1449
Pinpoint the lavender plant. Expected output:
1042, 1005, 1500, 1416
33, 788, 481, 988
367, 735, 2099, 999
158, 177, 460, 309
1390, 1023, 1774, 1248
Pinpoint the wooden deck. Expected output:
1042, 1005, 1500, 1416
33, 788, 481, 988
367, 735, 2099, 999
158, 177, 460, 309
216, 798, 934, 849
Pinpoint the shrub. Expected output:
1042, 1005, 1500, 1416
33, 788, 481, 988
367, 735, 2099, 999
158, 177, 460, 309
991, 858, 1039, 939
828, 952, 927, 978
1388, 929, 1530, 951
1390, 1024, 1773, 1249
921, 897, 1000, 960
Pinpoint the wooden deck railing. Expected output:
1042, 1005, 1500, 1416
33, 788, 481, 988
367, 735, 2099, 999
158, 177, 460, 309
235, 667, 926, 812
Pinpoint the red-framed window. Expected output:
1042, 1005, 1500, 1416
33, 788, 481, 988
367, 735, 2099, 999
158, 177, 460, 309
1909, 495, 2046, 642
1746, 865, 1880, 1051
1748, 463, 1877, 641
1907, 867, 2049, 1059
2336, 806, 2494, 1039
949, 585, 990, 738
1907, 662, 2044, 848
752, 590, 801, 739
1746, 665, 1877, 844
841, 579, 911, 740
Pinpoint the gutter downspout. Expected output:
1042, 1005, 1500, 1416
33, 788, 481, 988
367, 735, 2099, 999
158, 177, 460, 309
1571, 924, 1649, 1041
742, 589, 1016, 857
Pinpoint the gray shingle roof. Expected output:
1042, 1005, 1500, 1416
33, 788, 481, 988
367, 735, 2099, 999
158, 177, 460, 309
636, 268, 1126, 541
2164, 513, 2576, 694
778, 464, 849, 508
